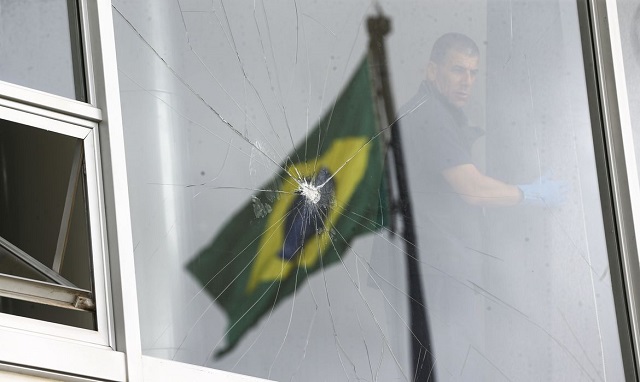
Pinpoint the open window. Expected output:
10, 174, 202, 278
0, 101, 111, 349
0, 0, 114, 351
0, 115, 100, 330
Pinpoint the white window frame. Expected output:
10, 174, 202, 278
0, 102, 109, 346
0, 0, 140, 381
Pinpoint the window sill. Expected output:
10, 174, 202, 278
0, 326, 125, 381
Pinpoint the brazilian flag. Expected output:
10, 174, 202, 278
187, 55, 388, 357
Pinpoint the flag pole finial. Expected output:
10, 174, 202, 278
366, 11, 391, 41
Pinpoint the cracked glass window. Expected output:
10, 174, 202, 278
0, 0, 85, 101
114, 0, 626, 380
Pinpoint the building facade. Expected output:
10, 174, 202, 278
1, 0, 640, 381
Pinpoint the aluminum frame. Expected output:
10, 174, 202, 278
602, 4, 640, 378
0, 81, 101, 123
85, 0, 143, 379
0, 274, 93, 311
0, 1, 133, 379
0, 108, 110, 347
579, 0, 640, 379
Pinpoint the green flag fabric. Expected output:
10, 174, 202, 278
187, 55, 388, 357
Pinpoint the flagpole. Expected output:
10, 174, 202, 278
367, 12, 436, 382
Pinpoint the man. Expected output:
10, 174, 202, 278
398, 33, 527, 266
396, 32, 563, 378
400, 33, 562, 229
401, 33, 526, 209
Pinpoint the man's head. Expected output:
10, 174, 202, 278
427, 33, 480, 108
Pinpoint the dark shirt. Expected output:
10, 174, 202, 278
397, 81, 485, 253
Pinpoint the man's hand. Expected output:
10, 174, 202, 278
518, 176, 568, 207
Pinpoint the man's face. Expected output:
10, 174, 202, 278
427, 49, 479, 108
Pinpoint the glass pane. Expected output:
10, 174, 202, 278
115, 0, 626, 380
0, 245, 51, 282
0, 118, 95, 330
0, 0, 85, 100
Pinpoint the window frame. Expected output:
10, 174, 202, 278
0, 105, 109, 346
590, 0, 640, 378
0, 0, 139, 380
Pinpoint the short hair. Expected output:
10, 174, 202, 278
429, 33, 479, 63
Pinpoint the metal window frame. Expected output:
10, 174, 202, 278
0, 0, 138, 380
85, 0, 143, 379
0, 103, 110, 346
67, 0, 88, 102
580, 0, 640, 380
0, 274, 93, 312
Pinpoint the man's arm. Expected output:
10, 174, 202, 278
442, 163, 523, 206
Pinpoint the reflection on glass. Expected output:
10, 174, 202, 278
115, 0, 626, 380
0, 0, 85, 100
0, 119, 95, 329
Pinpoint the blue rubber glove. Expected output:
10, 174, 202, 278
518, 176, 567, 207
